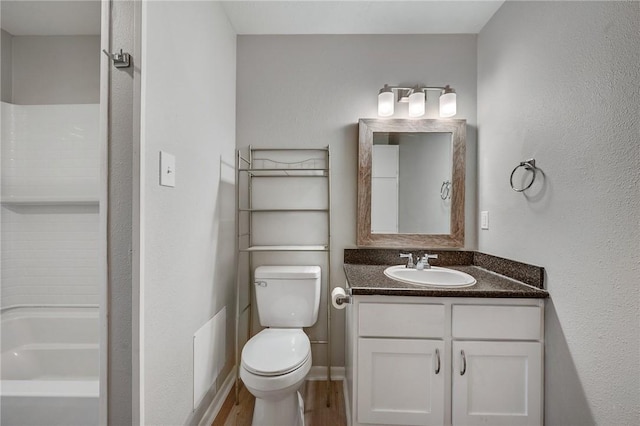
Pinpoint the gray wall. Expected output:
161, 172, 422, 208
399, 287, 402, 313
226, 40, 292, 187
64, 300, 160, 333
141, 2, 236, 424
1, 30, 12, 102
10, 35, 99, 104
477, 2, 639, 425
107, 0, 138, 423
398, 133, 451, 234
237, 34, 477, 366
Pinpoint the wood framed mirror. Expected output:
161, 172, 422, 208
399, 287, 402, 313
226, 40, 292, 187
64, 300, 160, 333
357, 118, 466, 248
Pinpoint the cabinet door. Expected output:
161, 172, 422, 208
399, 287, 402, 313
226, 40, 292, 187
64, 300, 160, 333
452, 341, 542, 426
358, 338, 445, 425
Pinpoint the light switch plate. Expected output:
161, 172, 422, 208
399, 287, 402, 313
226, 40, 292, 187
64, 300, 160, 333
481, 211, 489, 230
160, 151, 175, 187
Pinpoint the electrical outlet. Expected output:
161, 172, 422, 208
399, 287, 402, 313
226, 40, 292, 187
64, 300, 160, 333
481, 211, 489, 230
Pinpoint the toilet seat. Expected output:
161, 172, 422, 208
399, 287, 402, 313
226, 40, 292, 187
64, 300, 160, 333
241, 329, 310, 377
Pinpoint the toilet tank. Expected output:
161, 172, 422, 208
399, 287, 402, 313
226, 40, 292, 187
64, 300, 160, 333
254, 265, 321, 328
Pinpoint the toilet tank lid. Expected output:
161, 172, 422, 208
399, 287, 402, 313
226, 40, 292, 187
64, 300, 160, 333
255, 265, 321, 279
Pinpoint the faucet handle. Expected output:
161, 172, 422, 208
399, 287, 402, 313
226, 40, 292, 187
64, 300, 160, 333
399, 253, 414, 268
421, 253, 438, 268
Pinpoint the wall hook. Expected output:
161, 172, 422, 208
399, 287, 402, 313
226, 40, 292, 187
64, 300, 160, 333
102, 49, 131, 69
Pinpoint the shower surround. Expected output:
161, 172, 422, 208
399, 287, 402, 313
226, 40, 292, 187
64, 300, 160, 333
1, 102, 100, 426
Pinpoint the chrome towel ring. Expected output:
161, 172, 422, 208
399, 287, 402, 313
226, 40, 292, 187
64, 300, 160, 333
510, 159, 537, 192
440, 180, 452, 200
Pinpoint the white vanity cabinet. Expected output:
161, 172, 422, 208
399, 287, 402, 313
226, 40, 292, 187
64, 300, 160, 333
356, 302, 447, 425
346, 296, 544, 426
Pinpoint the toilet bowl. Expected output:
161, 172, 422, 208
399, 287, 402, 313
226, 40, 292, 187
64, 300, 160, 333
240, 266, 321, 426
240, 329, 311, 426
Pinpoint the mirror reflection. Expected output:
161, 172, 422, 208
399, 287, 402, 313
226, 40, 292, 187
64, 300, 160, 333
371, 132, 452, 234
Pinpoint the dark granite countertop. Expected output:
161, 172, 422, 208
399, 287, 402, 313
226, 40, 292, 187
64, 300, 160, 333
344, 263, 549, 299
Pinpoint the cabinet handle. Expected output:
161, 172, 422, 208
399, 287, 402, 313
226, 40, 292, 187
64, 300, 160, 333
460, 350, 467, 375
435, 348, 441, 374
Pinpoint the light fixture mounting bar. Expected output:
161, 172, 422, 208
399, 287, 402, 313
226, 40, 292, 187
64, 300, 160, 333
384, 86, 449, 91
384, 86, 449, 102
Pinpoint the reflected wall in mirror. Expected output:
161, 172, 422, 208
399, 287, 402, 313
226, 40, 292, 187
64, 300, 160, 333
358, 119, 466, 248
372, 132, 452, 234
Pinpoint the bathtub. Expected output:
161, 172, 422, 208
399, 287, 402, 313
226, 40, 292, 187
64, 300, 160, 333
1, 306, 99, 426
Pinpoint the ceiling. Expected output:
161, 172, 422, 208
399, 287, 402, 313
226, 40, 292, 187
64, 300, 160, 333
222, 1, 505, 35
1, 1, 504, 37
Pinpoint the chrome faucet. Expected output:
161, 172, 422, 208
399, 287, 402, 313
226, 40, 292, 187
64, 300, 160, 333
417, 254, 439, 270
399, 253, 414, 268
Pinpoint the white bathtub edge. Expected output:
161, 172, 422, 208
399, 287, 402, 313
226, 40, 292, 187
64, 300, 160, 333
1, 380, 99, 398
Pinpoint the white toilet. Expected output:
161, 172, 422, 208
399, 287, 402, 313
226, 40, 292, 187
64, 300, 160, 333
240, 265, 321, 426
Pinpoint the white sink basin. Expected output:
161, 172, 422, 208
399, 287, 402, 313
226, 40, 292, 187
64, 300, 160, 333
384, 265, 477, 288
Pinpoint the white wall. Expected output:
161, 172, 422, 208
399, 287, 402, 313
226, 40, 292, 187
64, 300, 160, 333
2, 31, 100, 306
1, 103, 100, 200
10, 35, 100, 105
237, 34, 477, 366
1, 103, 100, 307
140, 1, 236, 424
477, 2, 639, 425
0, 35, 101, 309
0, 35, 101, 306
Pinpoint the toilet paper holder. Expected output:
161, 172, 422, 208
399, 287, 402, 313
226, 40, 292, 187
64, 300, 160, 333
331, 287, 352, 309
335, 294, 352, 306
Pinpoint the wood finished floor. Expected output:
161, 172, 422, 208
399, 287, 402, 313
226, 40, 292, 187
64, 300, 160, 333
213, 380, 347, 426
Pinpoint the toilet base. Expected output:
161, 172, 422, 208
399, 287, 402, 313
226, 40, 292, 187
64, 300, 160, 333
251, 390, 304, 426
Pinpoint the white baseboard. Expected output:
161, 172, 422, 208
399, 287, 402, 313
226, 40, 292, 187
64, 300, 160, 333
198, 367, 236, 426
306, 365, 346, 381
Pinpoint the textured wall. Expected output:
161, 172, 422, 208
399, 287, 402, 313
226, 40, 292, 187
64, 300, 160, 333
477, 2, 640, 424
237, 34, 478, 367
107, 0, 137, 422
11, 35, 100, 105
140, 2, 236, 424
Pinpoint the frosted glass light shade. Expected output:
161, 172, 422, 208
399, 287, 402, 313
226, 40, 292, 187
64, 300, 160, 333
378, 91, 394, 117
439, 92, 457, 117
408, 90, 426, 117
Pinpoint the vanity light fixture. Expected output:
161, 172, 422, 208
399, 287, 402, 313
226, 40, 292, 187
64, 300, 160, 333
377, 84, 457, 118
377, 85, 395, 117
439, 85, 457, 118
408, 86, 426, 118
